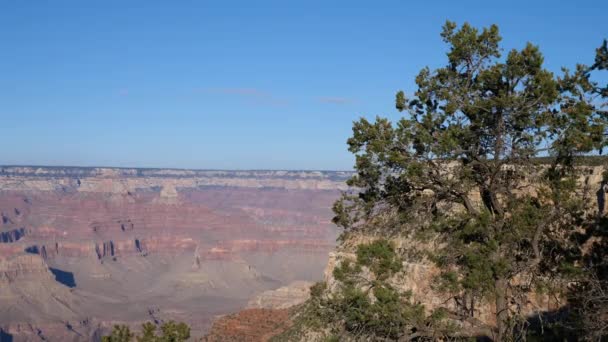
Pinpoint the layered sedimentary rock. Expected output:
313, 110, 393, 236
0, 227, 27, 243
0, 166, 349, 341
246, 281, 313, 310
0, 252, 87, 342
202, 309, 292, 342
0, 253, 53, 282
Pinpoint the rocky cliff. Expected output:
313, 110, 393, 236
0, 253, 53, 283
0, 166, 349, 341
201, 164, 608, 341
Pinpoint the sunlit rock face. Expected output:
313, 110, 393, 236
246, 280, 313, 309
0, 166, 349, 341
317, 166, 608, 335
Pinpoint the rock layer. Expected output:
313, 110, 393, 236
0, 166, 348, 341
246, 281, 312, 310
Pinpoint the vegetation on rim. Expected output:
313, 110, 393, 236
280, 22, 607, 341
101, 321, 190, 342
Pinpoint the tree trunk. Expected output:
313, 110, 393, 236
495, 278, 508, 342
461, 290, 475, 317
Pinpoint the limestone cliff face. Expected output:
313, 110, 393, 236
322, 236, 565, 329
0, 166, 351, 192
0, 252, 83, 332
316, 163, 608, 330
0, 253, 53, 283
0, 244, 24, 258
246, 281, 313, 309
0, 166, 346, 341
0, 227, 27, 243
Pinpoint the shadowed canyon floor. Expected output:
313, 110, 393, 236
0, 166, 349, 341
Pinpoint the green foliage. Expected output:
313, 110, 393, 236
102, 321, 190, 342
136, 322, 156, 342
336, 284, 427, 340
310, 281, 327, 298
323, 335, 341, 342
330, 20, 608, 341
102, 325, 134, 342
355, 239, 402, 280
560, 37, 608, 342
159, 321, 190, 342
333, 258, 361, 285
297, 240, 453, 340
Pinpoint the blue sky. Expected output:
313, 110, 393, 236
0, 1, 606, 170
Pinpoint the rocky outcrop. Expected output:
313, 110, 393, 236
202, 280, 314, 341
22, 236, 199, 261
0, 252, 82, 334
0, 166, 351, 192
137, 236, 198, 255
246, 281, 312, 309
203, 309, 291, 342
157, 184, 178, 204
218, 239, 334, 254
322, 236, 566, 331
0, 244, 25, 258
0, 227, 27, 243
0, 253, 53, 283
0, 320, 100, 342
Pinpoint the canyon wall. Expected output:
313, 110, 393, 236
0, 166, 349, 341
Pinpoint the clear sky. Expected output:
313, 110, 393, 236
1, 0, 606, 170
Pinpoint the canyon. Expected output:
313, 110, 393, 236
0, 166, 349, 341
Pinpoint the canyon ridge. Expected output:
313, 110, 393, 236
0, 166, 351, 341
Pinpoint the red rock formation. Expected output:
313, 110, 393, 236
217, 239, 334, 254
0, 227, 27, 243
0, 253, 53, 282
202, 309, 291, 342
0, 166, 346, 341
0, 244, 24, 258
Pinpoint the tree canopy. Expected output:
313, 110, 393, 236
101, 321, 190, 342
330, 21, 607, 341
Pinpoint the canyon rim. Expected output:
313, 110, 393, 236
0, 166, 350, 341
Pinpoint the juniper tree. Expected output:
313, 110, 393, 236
333, 22, 607, 341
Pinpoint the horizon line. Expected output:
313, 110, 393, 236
0, 163, 355, 173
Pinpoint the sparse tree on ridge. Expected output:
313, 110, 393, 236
102, 321, 190, 342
